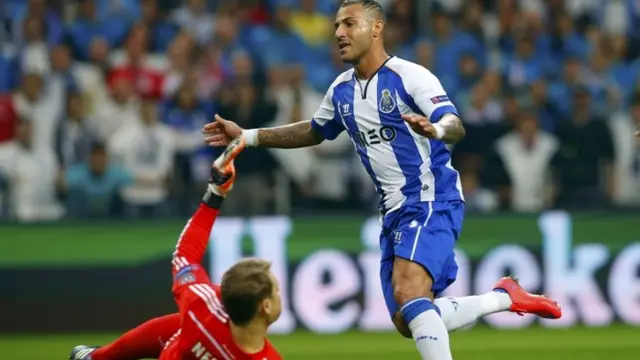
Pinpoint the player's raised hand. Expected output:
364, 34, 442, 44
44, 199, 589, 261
401, 114, 440, 139
203, 114, 243, 147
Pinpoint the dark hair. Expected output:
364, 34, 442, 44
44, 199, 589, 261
340, 0, 385, 21
220, 258, 274, 326
90, 142, 106, 154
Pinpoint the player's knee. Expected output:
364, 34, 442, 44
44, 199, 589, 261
392, 311, 412, 338
393, 278, 419, 306
392, 259, 434, 305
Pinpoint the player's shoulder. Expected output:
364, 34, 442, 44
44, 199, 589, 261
385, 57, 437, 81
328, 68, 355, 91
264, 340, 283, 359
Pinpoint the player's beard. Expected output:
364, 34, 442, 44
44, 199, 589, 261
342, 44, 366, 65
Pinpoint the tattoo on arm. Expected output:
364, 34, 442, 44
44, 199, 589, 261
257, 121, 324, 148
438, 114, 466, 144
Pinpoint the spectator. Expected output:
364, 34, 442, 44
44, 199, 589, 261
552, 88, 615, 209
0, 47, 19, 93
193, 46, 225, 100
429, 7, 482, 86
49, 44, 80, 95
608, 33, 638, 104
0, 95, 18, 143
62, 142, 133, 218
308, 131, 353, 209
548, 10, 588, 66
240, 0, 270, 26
586, 42, 623, 116
255, 4, 308, 78
67, 0, 130, 61
453, 51, 483, 101
161, 82, 214, 213
0, 119, 64, 221
502, 34, 545, 90
383, 21, 417, 63
11, 0, 64, 48
109, 24, 165, 100
92, 72, 139, 142
170, 0, 215, 46
212, 13, 250, 79
20, 16, 50, 74
484, 108, 559, 212
55, 93, 98, 169
139, 0, 177, 53
609, 93, 640, 208
529, 80, 562, 133
75, 37, 111, 114
306, 43, 349, 93
162, 32, 197, 98
12, 72, 64, 154
290, 0, 333, 48
109, 100, 174, 217
216, 80, 278, 216
548, 55, 586, 118
456, 82, 504, 167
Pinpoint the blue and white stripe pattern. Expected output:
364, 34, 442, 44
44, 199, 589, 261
311, 57, 463, 213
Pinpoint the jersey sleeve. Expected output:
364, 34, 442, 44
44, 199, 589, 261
171, 204, 221, 312
405, 65, 459, 123
310, 83, 345, 140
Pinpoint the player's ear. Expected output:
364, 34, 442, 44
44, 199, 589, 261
373, 20, 384, 38
262, 298, 272, 316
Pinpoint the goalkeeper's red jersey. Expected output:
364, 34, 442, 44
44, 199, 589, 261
159, 204, 282, 360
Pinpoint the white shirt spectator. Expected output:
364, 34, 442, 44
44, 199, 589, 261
493, 129, 559, 212
12, 77, 64, 153
0, 141, 64, 222
92, 97, 139, 143
609, 112, 640, 206
109, 111, 175, 206
171, 5, 215, 46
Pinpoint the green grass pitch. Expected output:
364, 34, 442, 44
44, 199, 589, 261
0, 325, 637, 359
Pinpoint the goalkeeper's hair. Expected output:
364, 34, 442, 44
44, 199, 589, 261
340, 0, 386, 21
220, 258, 274, 326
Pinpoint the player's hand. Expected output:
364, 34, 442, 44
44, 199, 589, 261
203, 114, 244, 147
401, 114, 440, 139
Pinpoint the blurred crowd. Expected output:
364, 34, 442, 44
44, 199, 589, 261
0, 0, 639, 222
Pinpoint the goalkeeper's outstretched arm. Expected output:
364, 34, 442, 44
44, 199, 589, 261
170, 187, 225, 303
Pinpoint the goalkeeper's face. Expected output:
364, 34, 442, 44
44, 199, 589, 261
335, 4, 378, 64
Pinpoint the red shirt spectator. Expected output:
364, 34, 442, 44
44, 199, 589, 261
0, 95, 17, 143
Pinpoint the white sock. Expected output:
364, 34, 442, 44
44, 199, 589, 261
434, 291, 512, 332
407, 309, 452, 360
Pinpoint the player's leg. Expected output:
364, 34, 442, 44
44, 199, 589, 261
394, 257, 452, 360
69, 313, 180, 360
388, 199, 561, 336
388, 201, 458, 360
434, 276, 562, 332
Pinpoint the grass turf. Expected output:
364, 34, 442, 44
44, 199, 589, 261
0, 325, 636, 360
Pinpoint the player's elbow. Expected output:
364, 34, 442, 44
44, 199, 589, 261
458, 121, 466, 140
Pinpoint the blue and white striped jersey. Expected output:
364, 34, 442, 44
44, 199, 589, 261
310, 56, 464, 213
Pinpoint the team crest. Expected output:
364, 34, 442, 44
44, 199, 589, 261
379, 89, 396, 114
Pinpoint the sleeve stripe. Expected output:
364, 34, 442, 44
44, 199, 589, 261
200, 284, 227, 319
430, 105, 458, 123
195, 284, 229, 321
188, 284, 228, 322
311, 117, 345, 140
171, 256, 189, 270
